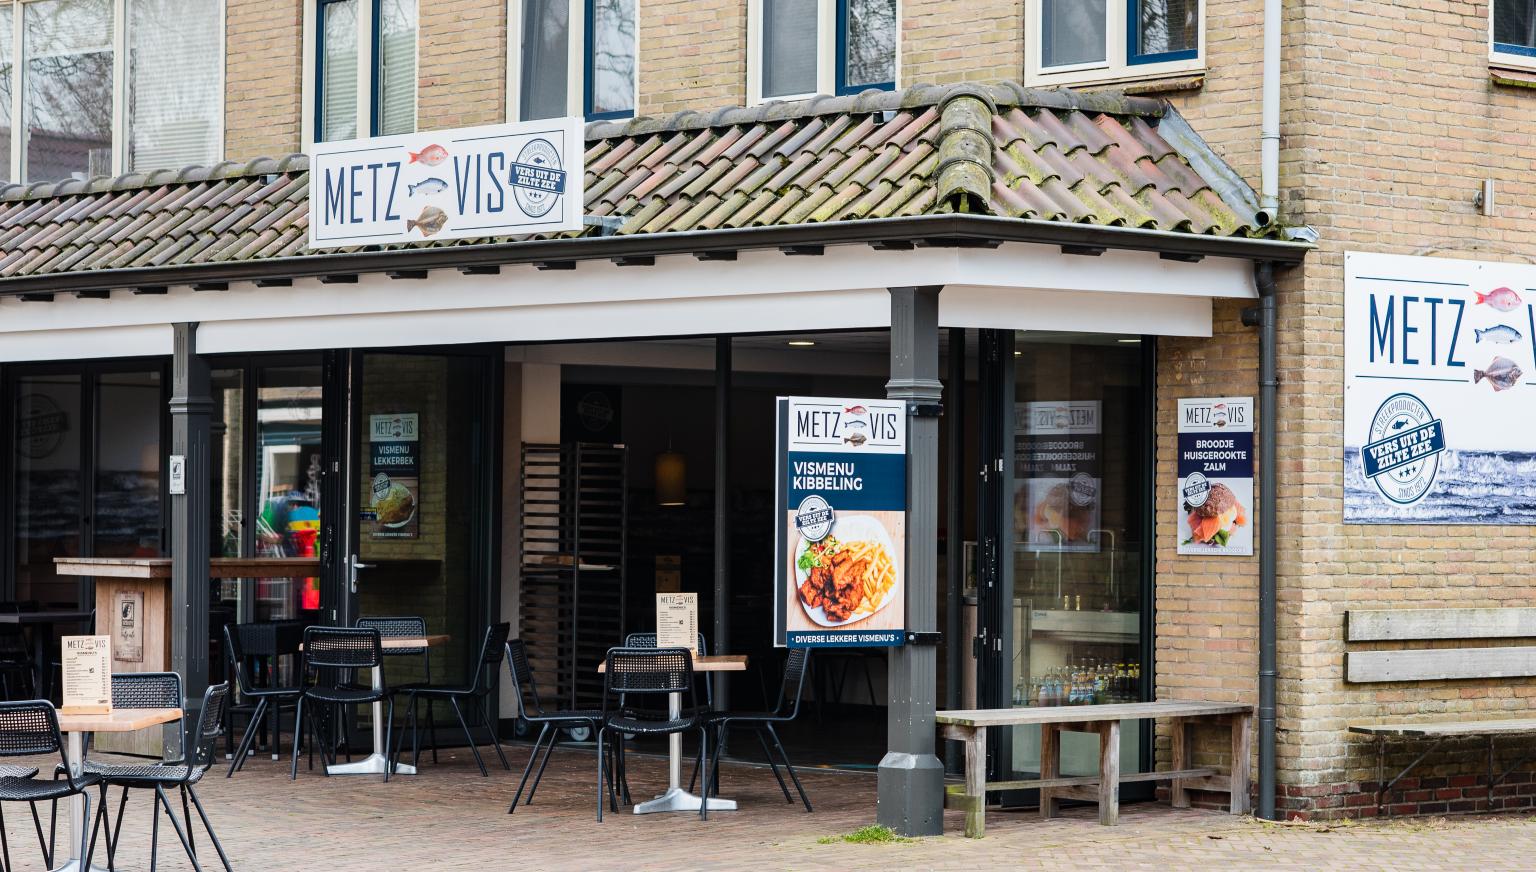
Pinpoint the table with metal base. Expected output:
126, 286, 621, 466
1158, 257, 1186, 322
324, 634, 449, 777
609, 654, 746, 815
56, 707, 184, 872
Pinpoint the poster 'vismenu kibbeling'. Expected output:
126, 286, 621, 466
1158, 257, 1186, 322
1177, 397, 1254, 555
1344, 252, 1536, 524
774, 397, 906, 648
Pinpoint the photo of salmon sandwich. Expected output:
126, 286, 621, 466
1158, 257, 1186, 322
1182, 482, 1247, 547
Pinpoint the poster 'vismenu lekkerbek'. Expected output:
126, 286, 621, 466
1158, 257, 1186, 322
774, 397, 906, 648
1345, 252, 1536, 524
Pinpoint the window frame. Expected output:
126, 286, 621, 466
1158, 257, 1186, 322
3, 0, 224, 183
1490, 1, 1536, 70
747, 0, 899, 106
305, 0, 419, 147
505, 0, 638, 123
1024, 0, 1203, 89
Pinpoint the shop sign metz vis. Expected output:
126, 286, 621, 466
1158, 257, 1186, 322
1344, 252, 1536, 524
774, 397, 907, 648
308, 118, 585, 249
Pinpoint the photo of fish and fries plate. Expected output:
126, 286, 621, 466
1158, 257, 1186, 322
794, 514, 900, 627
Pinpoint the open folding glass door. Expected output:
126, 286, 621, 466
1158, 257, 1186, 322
337, 348, 501, 742
974, 329, 1156, 803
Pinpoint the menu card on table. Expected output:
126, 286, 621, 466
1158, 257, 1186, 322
60, 636, 113, 714
656, 593, 698, 656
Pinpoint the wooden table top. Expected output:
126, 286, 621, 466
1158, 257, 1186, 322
54, 557, 320, 579
300, 635, 451, 652
937, 700, 1254, 727
58, 707, 182, 733
598, 654, 747, 673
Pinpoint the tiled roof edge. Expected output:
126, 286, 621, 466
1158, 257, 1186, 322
0, 154, 310, 203
934, 88, 996, 214
587, 81, 1165, 140
1154, 108, 1266, 230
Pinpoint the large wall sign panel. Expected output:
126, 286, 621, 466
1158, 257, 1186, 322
1344, 251, 1536, 524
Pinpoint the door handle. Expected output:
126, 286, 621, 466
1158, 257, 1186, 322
348, 555, 374, 593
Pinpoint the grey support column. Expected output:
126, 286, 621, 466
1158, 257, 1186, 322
878, 285, 945, 836
170, 322, 213, 709
713, 337, 731, 710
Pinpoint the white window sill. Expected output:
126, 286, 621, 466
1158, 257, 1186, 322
1025, 62, 1206, 92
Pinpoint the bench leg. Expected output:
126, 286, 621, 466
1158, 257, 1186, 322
963, 726, 986, 838
1097, 720, 1120, 826
1229, 712, 1253, 815
1039, 723, 1060, 819
1170, 717, 1191, 809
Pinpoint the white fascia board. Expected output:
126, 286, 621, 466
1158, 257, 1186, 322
0, 240, 1252, 356
0, 324, 172, 362
940, 285, 1213, 337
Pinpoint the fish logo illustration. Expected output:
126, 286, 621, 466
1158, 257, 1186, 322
1474, 325, 1522, 345
1474, 356, 1523, 392
844, 432, 867, 447
408, 177, 449, 197
406, 205, 448, 237
408, 144, 449, 167
1474, 287, 1522, 313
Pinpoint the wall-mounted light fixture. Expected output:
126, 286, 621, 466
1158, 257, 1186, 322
655, 445, 686, 506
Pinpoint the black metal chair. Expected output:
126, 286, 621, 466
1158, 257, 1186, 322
224, 624, 303, 776
504, 639, 606, 813
391, 622, 511, 777
624, 631, 713, 707
291, 626, 394, 782
692, 647, 813, 811
88, 682, 233, 872
360, 616, 443, 767
596, 647, 711, 822
0, 701, 101, 871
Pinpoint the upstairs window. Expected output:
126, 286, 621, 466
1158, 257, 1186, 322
513, 0, 635, 121
312, 0, 417, 144
750, 0, 897, 104
1, 0, 223, 184
1026, 0, 1201, 87
1493, 0, 1536, 65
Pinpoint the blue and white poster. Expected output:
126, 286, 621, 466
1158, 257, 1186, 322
1344, 251, 1536, 524
1177, 397, 1254, 554
774, 397, 907, 648
308, 118, 584, 249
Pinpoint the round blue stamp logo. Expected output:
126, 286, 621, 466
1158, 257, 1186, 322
513, 138, 563, 218
794, 495, 835, 542
1364, 392, 1441, 505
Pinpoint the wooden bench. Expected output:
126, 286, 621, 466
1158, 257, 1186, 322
1343, 608, 1536, 815
1349, 719, 1536, 815
937, 700, 1254, 837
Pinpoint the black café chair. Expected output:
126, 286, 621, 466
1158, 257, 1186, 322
505, 639, 606, 814
88, 683, 234, 872
596, 647, 711, 822
361, 616, 439, 764
292, 627, 394, 782
224, 624, 303, 777
391, 622, 511, 777
693, 647, 814, 811
0, 701, 101, 871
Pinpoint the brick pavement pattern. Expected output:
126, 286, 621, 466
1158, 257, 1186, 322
4, 742, 1531, 871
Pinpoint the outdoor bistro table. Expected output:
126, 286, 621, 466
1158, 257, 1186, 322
312, 633, 450, 777
55, 706, 183, 872
598, 653, 746, 814
0, 610, 96, 705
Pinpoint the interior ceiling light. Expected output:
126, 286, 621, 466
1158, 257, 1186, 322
1118, 338, 1142, 343
787, 340, 816, 347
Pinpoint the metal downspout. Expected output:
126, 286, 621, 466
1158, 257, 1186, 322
1255, 262, 1279, 820
1259, 0, 1281, 223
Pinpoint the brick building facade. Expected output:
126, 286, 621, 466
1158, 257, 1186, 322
3, 0, 1535, 823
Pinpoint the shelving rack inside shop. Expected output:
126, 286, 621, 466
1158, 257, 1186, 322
519, 442, 628, 711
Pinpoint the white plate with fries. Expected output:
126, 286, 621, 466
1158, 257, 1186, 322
794, 514, 899, 627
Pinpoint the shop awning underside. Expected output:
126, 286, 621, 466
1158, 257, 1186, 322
0, 81, 1306, 299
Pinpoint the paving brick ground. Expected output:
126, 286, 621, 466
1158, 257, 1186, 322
3, 741, 1533, 870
